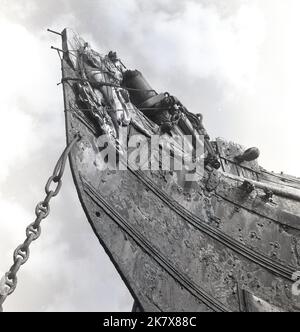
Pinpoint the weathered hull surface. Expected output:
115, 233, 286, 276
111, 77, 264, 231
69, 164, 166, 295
61, 29, 300, 312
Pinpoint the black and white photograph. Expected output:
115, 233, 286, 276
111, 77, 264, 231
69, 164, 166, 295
0, 0, 300, 316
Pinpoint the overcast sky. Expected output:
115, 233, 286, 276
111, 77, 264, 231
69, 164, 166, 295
0, 0, 300, 312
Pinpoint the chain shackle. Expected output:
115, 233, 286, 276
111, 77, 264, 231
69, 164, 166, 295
13, 243, 31, 266
35, 201, 50, 219
26, 223, 42, 241
0, 134, 80, 312
1, 272, 17, 296
45, 176, 62, 197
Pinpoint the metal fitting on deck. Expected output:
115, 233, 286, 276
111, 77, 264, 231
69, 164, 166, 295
235, 147, 260, 163
241, 180, 255, 193
263, 189, 274, 201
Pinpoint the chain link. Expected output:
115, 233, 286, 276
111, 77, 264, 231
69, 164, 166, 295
0, 135, 80, 312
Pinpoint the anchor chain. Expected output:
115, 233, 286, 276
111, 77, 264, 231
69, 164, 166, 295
0, 135, 80, 312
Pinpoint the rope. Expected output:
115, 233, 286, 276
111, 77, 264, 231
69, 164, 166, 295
60, 77, 157, 94
65, 107, 170, 113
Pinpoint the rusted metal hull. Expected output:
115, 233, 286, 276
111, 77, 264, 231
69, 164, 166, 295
61, 29, 300, 312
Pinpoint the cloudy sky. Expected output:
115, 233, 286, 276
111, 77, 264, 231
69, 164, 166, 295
0, 0, 299, 312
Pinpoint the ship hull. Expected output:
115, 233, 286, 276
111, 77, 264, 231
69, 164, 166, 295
61, 29, 300, 312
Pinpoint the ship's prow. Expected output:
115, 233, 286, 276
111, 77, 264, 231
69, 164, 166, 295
60, 28, 300, 312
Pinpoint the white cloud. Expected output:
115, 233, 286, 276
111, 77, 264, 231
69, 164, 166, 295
143, 1, 266, 93
0, 19, 63, 182
0, 15, 133, 312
